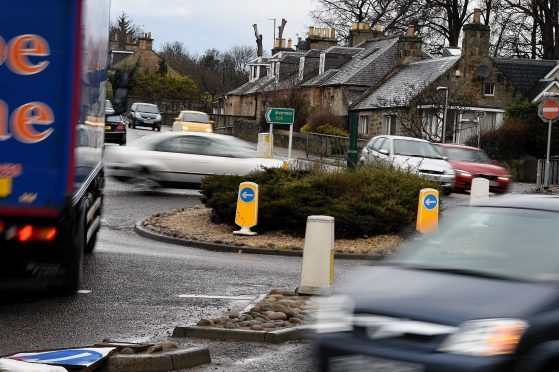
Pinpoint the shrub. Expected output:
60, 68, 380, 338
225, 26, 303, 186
303, 109, 346, 133
200, 166, 438, 238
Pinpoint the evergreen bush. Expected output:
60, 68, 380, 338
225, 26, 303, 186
200, 166, 437, 238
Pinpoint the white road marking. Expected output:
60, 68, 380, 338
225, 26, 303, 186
76, 290, 92, 294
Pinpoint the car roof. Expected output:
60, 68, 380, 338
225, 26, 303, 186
134, 102, 158, 107
437, 143, 480, 151
374, 135, 430, 143
467, 194, 559, 213
179, 110, 208, 115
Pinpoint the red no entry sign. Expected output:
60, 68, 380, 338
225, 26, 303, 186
539, 98, 559, 121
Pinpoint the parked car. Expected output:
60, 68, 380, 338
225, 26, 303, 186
128, 102, 162, 131
105, 99, 115, 115
104, 114, 126, 145
315, 195, 559, 372
435, 144, 512, 193
104, 132, 286, 189
172, 110, 213, 133
361, 135, 455, 193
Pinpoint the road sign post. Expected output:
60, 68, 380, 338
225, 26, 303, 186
538, 98, 559, 188
416, 188, 439, 234
265, 108, 295, 159
234, 182, 259, 236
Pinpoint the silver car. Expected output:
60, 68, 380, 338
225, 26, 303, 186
104, 132, 286, 189
361, 135, 455, 193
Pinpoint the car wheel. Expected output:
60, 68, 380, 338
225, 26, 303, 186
442, 188, 452, 196
131, 168, 160, 192
156, 126, 161, 132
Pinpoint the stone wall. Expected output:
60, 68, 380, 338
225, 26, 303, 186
127, 96, 211, 126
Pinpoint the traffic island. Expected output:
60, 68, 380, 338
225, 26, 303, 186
98, 342, 211, 372
173, 289, 316, 344
136, 206, 404, 260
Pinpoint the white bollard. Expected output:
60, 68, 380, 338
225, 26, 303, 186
256, 133, 272, 158
298, 216, 335, 295
470, 177, 490, 205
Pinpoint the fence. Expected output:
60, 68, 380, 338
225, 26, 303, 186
536, 158, 559, 187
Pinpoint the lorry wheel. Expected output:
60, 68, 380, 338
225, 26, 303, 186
60, 205, 85, 292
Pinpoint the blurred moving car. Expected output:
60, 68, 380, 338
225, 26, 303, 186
128, 102, 162, 131
105, 132, 286, 189
104, 114, 127, 146
315, 195, 559, 372
172, 110, 213, 133
436, 144, 511, 193
361, 135, 455, 193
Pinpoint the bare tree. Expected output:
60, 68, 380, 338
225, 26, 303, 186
253, 24, 264, 57
421, 0, 471, 48
377, 82, 476, 142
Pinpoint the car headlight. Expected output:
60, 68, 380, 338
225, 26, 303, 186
182, 125, 189, 131
156, 114, 162, 120
135, 112, 141, 118
444, 168, 455, 175
439, 319, 527, 356
310, 295, 354, 333
205, 128, 213, 133
498, 176, 510, 181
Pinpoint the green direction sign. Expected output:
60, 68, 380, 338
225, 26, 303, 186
265, 108, 295, 125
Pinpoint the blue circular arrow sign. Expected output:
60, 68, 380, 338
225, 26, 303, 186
423, 194, 438, 210
239, 187, 255, 203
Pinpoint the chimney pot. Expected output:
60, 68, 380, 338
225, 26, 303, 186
407, 24, 415, 37
288, 38, 292, 48
375, 23, 382, 32
473, 8, 481, 23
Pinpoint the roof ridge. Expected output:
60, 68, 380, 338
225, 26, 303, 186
409, 56, 460, 66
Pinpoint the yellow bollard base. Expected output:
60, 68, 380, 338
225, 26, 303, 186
233, 227, 258, 236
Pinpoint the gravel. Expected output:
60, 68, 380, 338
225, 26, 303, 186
143, 206, 404, 255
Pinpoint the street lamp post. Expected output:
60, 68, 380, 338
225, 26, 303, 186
437, 86, 449, 143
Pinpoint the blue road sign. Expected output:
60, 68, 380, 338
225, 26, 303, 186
239, 187, 256, 203
11, 349, 104, 366
423, 194, 438, 210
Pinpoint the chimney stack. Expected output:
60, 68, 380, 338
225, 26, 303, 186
138, 32, 153, 51
303, 26, 338, 51
398, 25, 423, 65
462, 8, 490, 59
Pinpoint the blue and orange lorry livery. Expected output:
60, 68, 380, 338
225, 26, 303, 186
0, 0, 113, 291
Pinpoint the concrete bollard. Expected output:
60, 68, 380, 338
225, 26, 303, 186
256, 133, 272, 158
470, 178, 490, 205
298, 216, 335, 295
416, 188, 439, 234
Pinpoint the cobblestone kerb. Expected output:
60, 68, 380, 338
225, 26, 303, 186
100, 347, 211, 372
172, 326, 307, 344
134, 220, 386, 261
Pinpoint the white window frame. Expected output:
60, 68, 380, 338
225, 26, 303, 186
384, 115, 397, 135
358, 115, 369, 136
484, 83, 495, 97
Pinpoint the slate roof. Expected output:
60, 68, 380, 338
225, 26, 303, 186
227, 75, 275, 95
352, 56, 460, 110
302, 69, 340, 87
493, 58, 557, 100
303, 37, 400, 88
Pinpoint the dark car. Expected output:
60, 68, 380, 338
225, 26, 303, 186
436, 144, 512, 193
104, 114, 126, 145
128, 102, 162, 131
315, 195, 559, 372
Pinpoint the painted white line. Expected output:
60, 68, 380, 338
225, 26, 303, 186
76, 290, 92, 294
177, 294, 255, 300
242, 294, 267, 313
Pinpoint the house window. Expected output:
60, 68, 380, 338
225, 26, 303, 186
484, 83, 495, 96
328, 95, 335, 109
358, 115, 369, 136
384, 115, 397, 135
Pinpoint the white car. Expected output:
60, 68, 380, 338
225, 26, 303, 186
360, 135, 455, 193
104, 132, 286, 189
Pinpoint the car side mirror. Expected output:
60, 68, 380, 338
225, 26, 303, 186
443, 156, 449, 161
379, 149, 389, 155
175, 117, 180, 121
112, 69, 130, 115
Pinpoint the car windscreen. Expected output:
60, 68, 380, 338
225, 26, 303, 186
394, 139, 443, 159
105, 115, 122, 123
209, 136, 257, 158
387, 207, 559, 282
444, 147, 491, 163
137, 105, 159, 114
180, 112, 209, 123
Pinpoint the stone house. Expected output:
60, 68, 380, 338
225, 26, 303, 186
109, 32, 178, 76
351, 9, 559, 143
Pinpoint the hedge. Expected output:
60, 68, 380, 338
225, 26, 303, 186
200, 165, 438, 239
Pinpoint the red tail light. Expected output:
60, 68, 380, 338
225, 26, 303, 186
16, 225, 57, 242
116, 123, 125, 131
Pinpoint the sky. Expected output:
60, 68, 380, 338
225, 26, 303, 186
110, 0, 316, 55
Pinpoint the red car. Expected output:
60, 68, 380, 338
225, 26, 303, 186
435, 144, 511, 193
